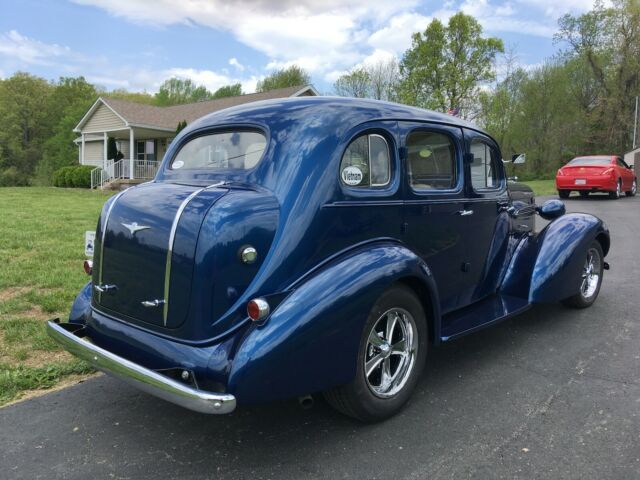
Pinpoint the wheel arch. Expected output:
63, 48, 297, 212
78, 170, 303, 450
395, 276, 440, 345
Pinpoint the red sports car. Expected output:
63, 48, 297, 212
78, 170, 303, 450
556, 155, 637, 199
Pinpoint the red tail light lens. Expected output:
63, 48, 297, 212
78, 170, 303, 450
557, 169, 564, 176
247, 298, 270, 321
83, 260, 93, 275
602, 168, 614, 175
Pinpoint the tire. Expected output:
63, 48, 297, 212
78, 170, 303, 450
626, 178, 637, 197
558, 190, 570, 199
579, 191, 589, 198
323, 285, 428, 422
609, 180, 622, 199
562, 241, 604, 309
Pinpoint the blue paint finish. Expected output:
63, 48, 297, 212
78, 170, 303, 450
529, 213, 607, 303
227, 243, 439, 404
60, 97, 611, 409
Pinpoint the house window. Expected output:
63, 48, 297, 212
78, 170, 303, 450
136, 140, 156, 162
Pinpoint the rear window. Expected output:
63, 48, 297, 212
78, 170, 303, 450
567, 156, 611, 166
171, 131, 267, 170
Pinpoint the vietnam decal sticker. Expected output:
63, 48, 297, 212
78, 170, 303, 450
342, 165, 363, 186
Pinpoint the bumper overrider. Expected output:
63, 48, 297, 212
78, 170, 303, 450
46, 319, 236, 414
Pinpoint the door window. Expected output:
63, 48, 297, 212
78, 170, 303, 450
470, 140, 501, 190
406, 131, 456, 190
340, 133, 391, 188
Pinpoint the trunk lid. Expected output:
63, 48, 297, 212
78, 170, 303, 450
561, 165, 609, 175
93, 182, 227, 328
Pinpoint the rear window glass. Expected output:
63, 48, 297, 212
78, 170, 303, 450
171, 131, 267, 170
567, 157, 611, 166
340, 133, 391, 187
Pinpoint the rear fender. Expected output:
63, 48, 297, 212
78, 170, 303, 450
227, 242, 439, 404
503, 213, 609, 303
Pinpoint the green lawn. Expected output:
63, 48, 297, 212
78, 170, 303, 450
521, 179, 557, 197
0, 187, 113, 405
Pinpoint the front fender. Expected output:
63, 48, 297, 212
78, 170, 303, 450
227, 242, 438, 405
530, 213, 608, 303
69, 282, 92, 325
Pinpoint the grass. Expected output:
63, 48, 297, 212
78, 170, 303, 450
0, 187, 113, 405
521, 179, 557, 197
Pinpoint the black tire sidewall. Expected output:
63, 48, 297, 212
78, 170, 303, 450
347, 285, 428, 421
567, 241, 604, 308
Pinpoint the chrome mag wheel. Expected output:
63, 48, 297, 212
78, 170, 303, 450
364, 308, 417, 398
581, 247, 602, 300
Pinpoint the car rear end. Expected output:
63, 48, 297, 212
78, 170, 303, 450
556, 156, 617, 193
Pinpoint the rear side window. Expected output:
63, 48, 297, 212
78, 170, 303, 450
470, 140, 500, 190
340, 134, 391, 188
407, 131, 456, 190
171, 131, 266, 170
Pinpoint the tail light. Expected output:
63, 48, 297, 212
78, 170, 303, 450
83, 260, 93, 275
602, 168, 614, 175
557, 169, 564, 176
247, 298, 270, 321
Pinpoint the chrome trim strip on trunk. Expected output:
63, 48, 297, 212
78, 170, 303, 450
46, 320, 236, 414
163, 182, 225, 326
97, 189, 128, 303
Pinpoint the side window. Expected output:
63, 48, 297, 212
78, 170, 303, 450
470, 139, 501, 190
617, 158, 628, 168
340, 133, 391, 188
407, 131, 456, 190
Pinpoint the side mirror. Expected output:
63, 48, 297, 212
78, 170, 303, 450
630, 165, 634, 170
511, 153, 526, 164
537, 199, 565, 221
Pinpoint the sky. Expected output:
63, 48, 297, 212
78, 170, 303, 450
0, 0, 598, 94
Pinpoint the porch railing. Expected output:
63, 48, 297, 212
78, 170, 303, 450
90, 159, 159, 189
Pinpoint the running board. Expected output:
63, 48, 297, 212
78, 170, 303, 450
440, 294, 530, 342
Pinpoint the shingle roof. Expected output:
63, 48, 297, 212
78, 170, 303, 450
95, 85, 316, 131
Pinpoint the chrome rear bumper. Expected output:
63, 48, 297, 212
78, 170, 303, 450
46, 320, 236, 414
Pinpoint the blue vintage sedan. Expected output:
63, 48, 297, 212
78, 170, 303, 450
48, 97, 610, 422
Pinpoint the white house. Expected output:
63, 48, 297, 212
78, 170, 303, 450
624, 145, 639, 167
73, 85, 319, 188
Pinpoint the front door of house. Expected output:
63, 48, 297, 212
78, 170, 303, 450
136, 140, 157, 162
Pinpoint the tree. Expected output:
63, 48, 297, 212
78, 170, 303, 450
398, 12, 504, 116
154, 78, 214, 106
36, 77, 97, 184
256, 65, 310, 92
212, 83, 243, 99
106, 89, 155, 105
175, 120, 187, 134
334, 68, 371, 98
0, 72, 54, 184
556, 0, 640, 152
334, 59, 400, 101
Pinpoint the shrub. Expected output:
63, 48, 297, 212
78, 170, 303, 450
52, 165, 95, 188
0, 167, 30, 186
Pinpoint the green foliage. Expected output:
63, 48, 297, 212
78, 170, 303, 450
105, 88, 155, 104
398, 12, 504, 114
334, 68, 371, 98
175, 120, 188, 134
212, 83, 243, 99
155, 78, 214, 106
52, 165, 94, 188
0, 72, 54, 183
107, 137, 118, 160
0, 166, 30, 186
256, 65, 310, 92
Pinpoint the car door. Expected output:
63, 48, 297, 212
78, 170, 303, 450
616, 157, 633, 190
459, 129, 511, 306
400, 122, 469, 314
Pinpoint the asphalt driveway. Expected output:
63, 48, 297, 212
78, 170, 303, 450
1, 193, 639, 480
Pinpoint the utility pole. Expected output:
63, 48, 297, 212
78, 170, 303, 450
634, 96, 638, 149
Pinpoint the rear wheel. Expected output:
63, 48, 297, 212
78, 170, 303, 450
609, 180, 622, 199
626, 178, 637, 197
558, 190, 570, 199
562, 241, 604, 309
323, 285, 427, 422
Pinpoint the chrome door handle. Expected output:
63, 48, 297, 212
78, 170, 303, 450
141, 299, 166, 308
94, 284, 117, 293
457, 209, 474, 216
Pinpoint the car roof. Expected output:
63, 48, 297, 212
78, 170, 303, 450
186, 96, 491, 139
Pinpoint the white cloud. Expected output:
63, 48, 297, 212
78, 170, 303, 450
228, 57, 244, 71
0, 30, 73, 66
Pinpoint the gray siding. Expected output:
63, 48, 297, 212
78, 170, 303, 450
83, 141, 104, 166
83, 104, 126, 133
